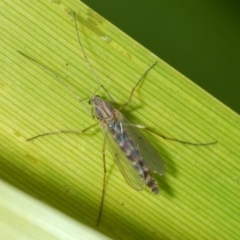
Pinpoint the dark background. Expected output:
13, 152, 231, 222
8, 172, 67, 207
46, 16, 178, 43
81, 0, 240, 115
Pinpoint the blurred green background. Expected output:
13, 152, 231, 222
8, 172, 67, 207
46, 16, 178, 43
82, 0, 240, 114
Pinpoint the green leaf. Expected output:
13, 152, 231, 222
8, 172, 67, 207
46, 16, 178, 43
1, 0, 240, 239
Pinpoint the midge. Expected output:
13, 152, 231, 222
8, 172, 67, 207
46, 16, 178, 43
18, 11, 216, 225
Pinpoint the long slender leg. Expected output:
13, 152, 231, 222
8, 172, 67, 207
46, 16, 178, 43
119, 61, 158, 111
97, 136, 107, 226
73, 11, 115, 104
27, 123, 98, 141
134, 124, 217, 146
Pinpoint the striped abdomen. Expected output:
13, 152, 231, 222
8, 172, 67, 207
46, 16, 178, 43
109, 120, 159, 194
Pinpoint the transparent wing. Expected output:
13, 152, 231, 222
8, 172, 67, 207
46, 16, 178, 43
101, 124, 144, 191
116, 110, 165, 175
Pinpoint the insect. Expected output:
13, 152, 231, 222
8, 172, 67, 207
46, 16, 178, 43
18, 11, 217, 225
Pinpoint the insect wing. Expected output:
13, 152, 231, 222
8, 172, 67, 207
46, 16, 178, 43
117, 111, 165, 175
101, 125, 144, 191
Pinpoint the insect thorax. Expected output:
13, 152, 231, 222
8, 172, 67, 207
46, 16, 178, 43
90, 96, 116, 122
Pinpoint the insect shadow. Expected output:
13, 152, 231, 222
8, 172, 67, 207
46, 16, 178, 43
18, 11, 217, 225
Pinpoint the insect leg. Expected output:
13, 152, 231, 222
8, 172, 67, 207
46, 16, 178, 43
97, 136, 107, 226
18, 51, 91, 114
119, 61, 158, 110
133, 124, 217, 146
27, 123, 98, 141
73, 11, 115, 104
